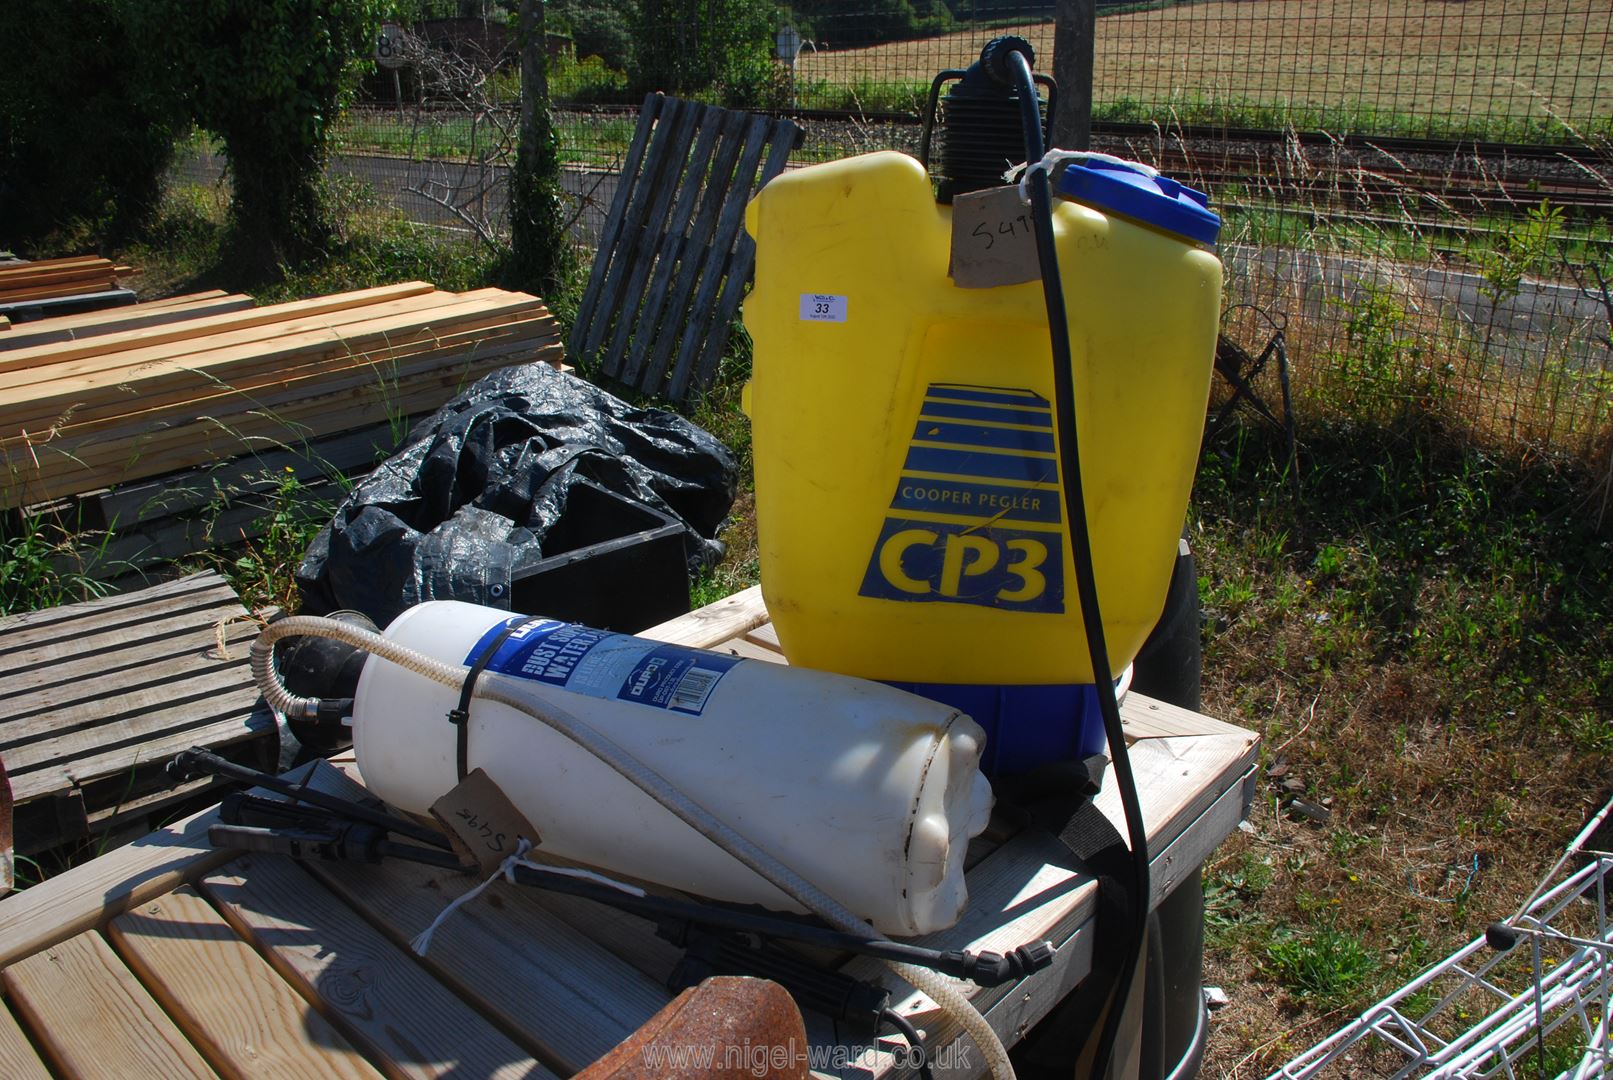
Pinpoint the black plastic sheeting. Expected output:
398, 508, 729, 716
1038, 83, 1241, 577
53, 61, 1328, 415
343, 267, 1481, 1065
297, 363, 737, 626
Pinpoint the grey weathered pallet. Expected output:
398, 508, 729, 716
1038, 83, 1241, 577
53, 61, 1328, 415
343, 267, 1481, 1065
0, 571, 277, 854
38, 417, 417, 582
0, 289, 138, 323
82, 417, 410, 532
568, 93, 801, 402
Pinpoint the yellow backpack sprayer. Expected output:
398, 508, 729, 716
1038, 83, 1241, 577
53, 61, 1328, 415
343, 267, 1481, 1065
742, 33, 1222, 1076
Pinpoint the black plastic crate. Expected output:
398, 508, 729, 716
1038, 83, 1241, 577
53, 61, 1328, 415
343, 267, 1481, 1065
508, 478, 691, 632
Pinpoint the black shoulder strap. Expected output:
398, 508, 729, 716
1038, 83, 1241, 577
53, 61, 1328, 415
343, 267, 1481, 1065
448, 617, 549, 781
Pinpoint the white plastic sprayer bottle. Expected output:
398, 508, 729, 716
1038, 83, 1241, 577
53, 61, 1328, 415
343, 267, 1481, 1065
350, 600, 996, 937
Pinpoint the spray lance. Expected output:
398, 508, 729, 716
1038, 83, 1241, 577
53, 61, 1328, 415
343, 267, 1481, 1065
925, 36, 1223, 1075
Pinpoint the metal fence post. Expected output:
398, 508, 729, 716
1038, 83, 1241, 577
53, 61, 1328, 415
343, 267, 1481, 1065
1051, 0, 1095, 151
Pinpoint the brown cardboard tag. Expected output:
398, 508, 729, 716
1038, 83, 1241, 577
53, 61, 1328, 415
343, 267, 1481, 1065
950, 185, 1041, 288
428, 768, 540, 876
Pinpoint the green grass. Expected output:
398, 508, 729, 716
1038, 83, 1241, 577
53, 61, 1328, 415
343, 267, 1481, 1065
1093, 93, 1613, 146
1194, 408, 1613, 1068
0, 511, 114, 617
1217, 197, 1613, 268
124, 177, 507, 301
793, 77, 932, 115
210, 468, 340, 614
1265, 923, 1378, 1008
332, 109, 640, 171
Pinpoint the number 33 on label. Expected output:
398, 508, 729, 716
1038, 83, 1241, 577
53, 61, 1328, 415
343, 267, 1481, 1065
799, 293, 849, 323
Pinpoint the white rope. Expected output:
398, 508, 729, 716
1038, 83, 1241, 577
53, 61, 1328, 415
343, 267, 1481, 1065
1005, 148, 1162, 206
409, 838, 648, 955
411, 837, 536, 955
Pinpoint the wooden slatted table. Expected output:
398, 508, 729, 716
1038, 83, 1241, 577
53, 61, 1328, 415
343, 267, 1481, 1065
0, 586, 1257, 1079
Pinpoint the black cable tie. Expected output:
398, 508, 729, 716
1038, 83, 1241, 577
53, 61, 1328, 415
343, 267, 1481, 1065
451, 616, 549, 780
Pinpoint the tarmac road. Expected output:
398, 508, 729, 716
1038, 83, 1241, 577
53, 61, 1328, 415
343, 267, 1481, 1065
173, 147, 620, 246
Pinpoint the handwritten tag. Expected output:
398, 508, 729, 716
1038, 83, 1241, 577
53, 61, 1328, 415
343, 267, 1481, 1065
950, 185, 1041, 289
429, 769, 539, 876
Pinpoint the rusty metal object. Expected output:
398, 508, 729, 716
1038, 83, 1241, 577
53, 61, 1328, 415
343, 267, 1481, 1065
0, 757, 14, 894
575, 976, 809, 1080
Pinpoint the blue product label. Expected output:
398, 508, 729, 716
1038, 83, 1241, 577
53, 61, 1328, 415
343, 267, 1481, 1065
465, 619, 741, 715
859, 383, 1066, 613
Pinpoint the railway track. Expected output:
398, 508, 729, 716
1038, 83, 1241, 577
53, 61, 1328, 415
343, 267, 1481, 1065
1149, 160, 1613, 217
354, 104, 1613, 220
1105, 136, 1613, 218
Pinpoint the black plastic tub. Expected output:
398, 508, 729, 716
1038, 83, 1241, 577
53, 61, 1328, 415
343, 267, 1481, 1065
508, 479, 691, 632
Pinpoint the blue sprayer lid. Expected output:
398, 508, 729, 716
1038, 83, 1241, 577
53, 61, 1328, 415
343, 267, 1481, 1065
1056, 158, 1221, 246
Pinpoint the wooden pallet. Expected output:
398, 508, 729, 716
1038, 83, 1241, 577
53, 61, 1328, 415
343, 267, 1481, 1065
47, 417, 423, 580
0, 282, 564, 509
0, 572, 279, 856
569, 94, 801, 402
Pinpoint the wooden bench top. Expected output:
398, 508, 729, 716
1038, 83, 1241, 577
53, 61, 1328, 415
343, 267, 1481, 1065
0, 585, 1258, 1079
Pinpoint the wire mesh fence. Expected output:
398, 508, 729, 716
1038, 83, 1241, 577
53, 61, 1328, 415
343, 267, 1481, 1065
165, 0, 1613, 462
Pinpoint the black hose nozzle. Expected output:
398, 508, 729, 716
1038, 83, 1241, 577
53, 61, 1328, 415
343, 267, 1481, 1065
937, 940, 1056, 987
980, 35, 1036, 86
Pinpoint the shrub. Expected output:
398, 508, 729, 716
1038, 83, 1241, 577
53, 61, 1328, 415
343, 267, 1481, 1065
550, 48, 632, 102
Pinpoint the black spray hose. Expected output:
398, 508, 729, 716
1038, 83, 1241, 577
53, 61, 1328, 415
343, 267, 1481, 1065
881, 1007, 935, 1080
1001, 45, 1153, 1079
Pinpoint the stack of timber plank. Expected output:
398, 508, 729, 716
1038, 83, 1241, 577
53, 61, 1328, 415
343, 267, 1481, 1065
0, 256, 133, 307
0, 572, 277, 857
0, 281, 564, 511
0, 290, 254, 350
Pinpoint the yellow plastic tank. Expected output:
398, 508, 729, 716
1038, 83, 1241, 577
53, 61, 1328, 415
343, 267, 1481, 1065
742, 150, 1220, 720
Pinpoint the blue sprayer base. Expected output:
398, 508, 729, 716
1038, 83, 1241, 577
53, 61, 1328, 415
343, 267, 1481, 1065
879, 680, 1110, 777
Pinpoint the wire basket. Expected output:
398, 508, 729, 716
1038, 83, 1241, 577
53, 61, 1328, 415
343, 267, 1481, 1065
1272, 807, 1613, 1080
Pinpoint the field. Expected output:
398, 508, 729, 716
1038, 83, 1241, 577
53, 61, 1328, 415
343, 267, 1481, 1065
795, 0, 1613, 136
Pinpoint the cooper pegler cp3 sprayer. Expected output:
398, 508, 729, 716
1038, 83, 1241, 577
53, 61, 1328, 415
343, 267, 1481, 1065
742, 35, 1222, 1079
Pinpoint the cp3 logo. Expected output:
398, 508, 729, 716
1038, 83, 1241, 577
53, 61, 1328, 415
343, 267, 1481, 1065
860, 519, 1063, 613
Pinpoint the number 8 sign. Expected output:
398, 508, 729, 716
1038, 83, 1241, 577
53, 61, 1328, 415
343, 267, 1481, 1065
375, 23, 407, 69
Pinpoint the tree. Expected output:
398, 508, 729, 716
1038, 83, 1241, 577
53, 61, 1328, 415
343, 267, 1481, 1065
1050, 0, 1095, 151
507, 0, 577, 298
629, 0, 780, 106
130, 0, 394, 276
553, 0, 638, 72
788, 0, 951, 50
0, 0, 184, 245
